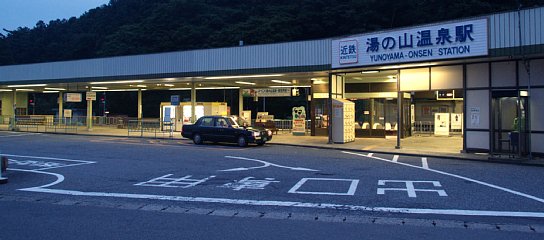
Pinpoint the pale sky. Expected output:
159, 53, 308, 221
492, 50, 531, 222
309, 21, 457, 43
0, 0, 110, 33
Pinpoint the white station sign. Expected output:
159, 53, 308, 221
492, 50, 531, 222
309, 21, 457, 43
332, 18, 488, 68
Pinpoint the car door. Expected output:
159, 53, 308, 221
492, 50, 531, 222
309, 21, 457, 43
198, 117, 215, 140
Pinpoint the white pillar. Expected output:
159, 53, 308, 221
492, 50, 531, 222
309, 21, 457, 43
238, 89, 244, 117
191, 83, 196, 122
87, 98, 93, 131
137, 89, 143, 120
58, 91, 64, 119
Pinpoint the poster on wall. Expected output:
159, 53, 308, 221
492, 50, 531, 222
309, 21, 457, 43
470, 107, 480, 127
292, 106, 306, 136
434, 113, 450, 136
451, 113, 463, 130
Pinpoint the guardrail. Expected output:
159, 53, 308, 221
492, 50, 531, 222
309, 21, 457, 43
127, 119, 172, 138
11, 117, 78, 133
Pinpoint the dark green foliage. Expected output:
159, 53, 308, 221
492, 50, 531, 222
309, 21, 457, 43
0, 0, 542, 66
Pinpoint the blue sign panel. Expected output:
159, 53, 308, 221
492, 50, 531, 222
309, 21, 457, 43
170, 95, 180, 106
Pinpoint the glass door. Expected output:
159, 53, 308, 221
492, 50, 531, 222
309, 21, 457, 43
491, 90, 528, 156
354, 99, 386, 138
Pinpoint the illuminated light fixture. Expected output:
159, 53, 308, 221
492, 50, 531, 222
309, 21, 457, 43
91, 89, 145, 92
90, 80, 144, 85
164, 78, 176, 81
7, 84, 46, 88
164, 84, 175, 87
379, 63, 437, 69
136, 85, 147, 88
270, 85, 311, 88
16, 89, 34, 92
520, 90, 529, 97
271, 80, 292, 84
205, 74, 284, 80
196, 87, 240, 90
361, 70, 379, 74
0, 89, 13, 92
235, 81, 256, 85
169, 88, 191, 91
43, 91, 59, 93
91, 86, 108, 90
387, 75, 397, 79
44, 87, 66, 91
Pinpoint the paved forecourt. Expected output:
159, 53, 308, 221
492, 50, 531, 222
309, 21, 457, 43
2, 133, 544, 222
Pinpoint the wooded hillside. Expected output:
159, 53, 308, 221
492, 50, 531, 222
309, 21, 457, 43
0, 0, 542, 66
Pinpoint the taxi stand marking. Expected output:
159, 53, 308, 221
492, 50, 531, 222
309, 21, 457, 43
5, 154, 96, 171
288, 178, 360, 196
220, 156, 318, 172
377, 180, 447, 198
221, 177, 279, 191
135, 175, 216, 188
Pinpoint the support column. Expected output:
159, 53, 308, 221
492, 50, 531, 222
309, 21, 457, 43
327, 73, 333, 144
12, 90, 16, 117
87, 98, 93, 131
137, 89, 143, 120
238, 89, 244, 117
191, 83, 196, 122
58, 91, 64, 119
396, 71, 402, 149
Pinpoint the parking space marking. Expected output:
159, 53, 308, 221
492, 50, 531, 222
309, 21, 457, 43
4, 154, 95, 171
342, 151, 544, 204
13, 169, 544, 218
377, 180, 447, 198
135, 174, 216, 188
221, 156, 318, 172
392, 155, 399, 162
421, 157, 429, 169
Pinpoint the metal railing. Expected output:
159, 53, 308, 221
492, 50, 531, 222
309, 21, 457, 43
11, 117, 78, 133
127, 119, 172, 138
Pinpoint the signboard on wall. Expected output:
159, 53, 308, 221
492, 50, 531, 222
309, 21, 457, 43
451, 113, 463, 130
86, 92, 96, 101
292, 106, 306, 136
64, 93, 82, 103
470, 107, 480, 127
332, 18, 488, 68
242, 88, 291, 97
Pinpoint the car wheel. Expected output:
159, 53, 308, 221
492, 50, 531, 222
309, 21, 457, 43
237, 136, 248, 147
193, 133, 203, 145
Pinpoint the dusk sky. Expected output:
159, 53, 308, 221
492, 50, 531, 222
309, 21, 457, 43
0, 0, 109, 33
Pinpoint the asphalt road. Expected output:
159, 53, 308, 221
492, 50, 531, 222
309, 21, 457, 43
1, 131, 543, 239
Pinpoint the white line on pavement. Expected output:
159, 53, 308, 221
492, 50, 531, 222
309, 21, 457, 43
0, 133, 41, 138
421, 157, 429, 169
12, 168, 544, 218
342, 151, 544, 204
2, 154, 96, 164
392, 155, 399, 162
221, 156, 318, 172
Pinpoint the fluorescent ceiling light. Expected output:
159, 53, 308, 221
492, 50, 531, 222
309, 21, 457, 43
91, 86, 108, 90
235, 81, 256, 85
197, 87, 240, 90
379, 63, 436, 69
271, 80, 292, 84
0, 89, 13, 92
205, 74, 284, 80
16, 89, 34, 92
136, 85, 147, 88
164, 84, 175, 87
91, 89, 145, 92
44, 87, 66, 91
361, 70, 379, 74
7, 84, 46, 88
387, 75, 397, 79
270, 85, 311, 88
90, 80, 144, 85
169, 88, 191, 91
43, 91, 59, 93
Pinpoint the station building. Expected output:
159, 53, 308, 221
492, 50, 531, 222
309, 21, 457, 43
0, 7, 543, 157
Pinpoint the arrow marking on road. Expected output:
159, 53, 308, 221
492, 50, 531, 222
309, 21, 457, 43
220, 156, 319, 172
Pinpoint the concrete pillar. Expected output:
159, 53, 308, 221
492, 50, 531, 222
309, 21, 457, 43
191, 83, 196, 122
396, 71, 402, 149
87, 98, 93, 131
137, 89, 143, 120
58, 91, 64, 119
12, 90, 16, 117
238, 89, 244, 117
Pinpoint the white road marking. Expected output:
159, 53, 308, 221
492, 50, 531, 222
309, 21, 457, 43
0, 133, 41, 138
342, 151, 544, 204
288, 178, 359, 196
392, 155, 399, 162
377, 180, 447, 198
12, 168, 544, 218
221, 156, 318, 172
421, 157, 429, 169
4, 154, 96, 170
367, 153, 374, 157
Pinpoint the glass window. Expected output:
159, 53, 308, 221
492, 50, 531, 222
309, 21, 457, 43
215, 118, 228, 128
201, 118, 214, 127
